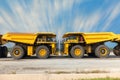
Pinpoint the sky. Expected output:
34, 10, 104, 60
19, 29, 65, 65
0, 0, 120, 41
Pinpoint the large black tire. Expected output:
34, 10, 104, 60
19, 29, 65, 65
113, 45, 120, 56
17, 44, 27, 58
95, 45, 110, 58
70, 45, 85, 58
10, 45, 25, 59
0, 47, 2, 58
36, 45, 50, 59
1, 46, 8, 58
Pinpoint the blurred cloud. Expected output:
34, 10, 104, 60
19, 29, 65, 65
102, 2, 120, 31
73, 11, 101, 32
0, 0, 120, 40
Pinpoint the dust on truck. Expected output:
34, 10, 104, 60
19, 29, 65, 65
62, 32, 120, 58
2, 32, 56, 59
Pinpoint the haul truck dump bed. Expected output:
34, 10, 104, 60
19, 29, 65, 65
62, 32, 120, 58
2, 32, 56, 59
63, 32, 118, 44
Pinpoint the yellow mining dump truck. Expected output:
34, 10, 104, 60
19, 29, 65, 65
0, 34, 8, 58
62, 32, 120, 58
2, 32, 56, 59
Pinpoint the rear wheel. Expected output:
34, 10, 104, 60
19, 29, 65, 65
113, 45, 120, 56
95, 45, 110, 58
36, 45, 50, 59
70, 45, 84, 58
10, 45, 25, 59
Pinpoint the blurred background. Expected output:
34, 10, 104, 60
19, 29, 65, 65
0, 0, 120, 48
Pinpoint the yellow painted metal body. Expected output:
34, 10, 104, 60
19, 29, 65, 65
50, 43, 56, 55
63, 32, 120, 55
27, 46, 33, 56
1, 31, 120, 57
2, 32, 56, 45
64, 43, 70, 55
114, 34, 120, 42
82, 32, 118, 44
85, 45, 92, 53
2, 32, 56, 56
63, 32, 118, 44
2, 33, 37, 44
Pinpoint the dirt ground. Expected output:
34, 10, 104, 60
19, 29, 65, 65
0, 73, 120, 80
0, 52, 120, 80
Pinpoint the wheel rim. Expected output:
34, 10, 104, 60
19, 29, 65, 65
13, 49, 21, 57
39, 49, 47, 57
74, 48, 81, 56
99, 48, 108, 56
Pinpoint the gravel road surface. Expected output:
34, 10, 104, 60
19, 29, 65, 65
0, 53, 120, 74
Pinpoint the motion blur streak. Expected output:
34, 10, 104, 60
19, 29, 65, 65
0, 0, 120, 40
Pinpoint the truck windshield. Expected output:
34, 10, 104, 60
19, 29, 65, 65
47, 37, 56, 42
37, 36, 56, 42
63, 36, 77, 41
67, 36, 76, 39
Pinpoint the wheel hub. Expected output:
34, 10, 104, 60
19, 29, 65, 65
74, 48, 81, 56
13, 49, 21, 56
39, 49, 47, 56
100, 48, 107, 55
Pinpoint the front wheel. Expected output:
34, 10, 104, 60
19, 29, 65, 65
70, 45, 85, 58
36, 45, 50, 59
95, 45, 110, 58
